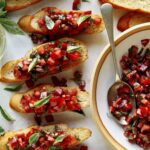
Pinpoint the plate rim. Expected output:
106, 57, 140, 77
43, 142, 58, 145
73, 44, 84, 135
90, 23, 150, 150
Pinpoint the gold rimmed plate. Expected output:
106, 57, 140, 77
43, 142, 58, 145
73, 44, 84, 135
91, 23, 150, 150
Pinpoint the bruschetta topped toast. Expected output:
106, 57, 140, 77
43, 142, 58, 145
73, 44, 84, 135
0, 124, 92, 150
18, 7, 104, 40
99, 0, 150, 14
0, 38, 88, 83
6, 0, 42, 11
10, 84, 89, 114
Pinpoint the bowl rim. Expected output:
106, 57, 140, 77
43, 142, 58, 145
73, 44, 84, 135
90, 23, 150, 150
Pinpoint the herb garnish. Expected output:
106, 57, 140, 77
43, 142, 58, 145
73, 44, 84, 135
45, 15, 55, 30
54, 134, 66, 145
50, 145, 62, 150
29, 132, 41, 146
0, 0, 24, 34
28, 55, 40, 72
0, 105, 15, 121
67, 45, 81, 53
4, 84, 23, 91
33, 95, 50, 108
77, 15, 91, 26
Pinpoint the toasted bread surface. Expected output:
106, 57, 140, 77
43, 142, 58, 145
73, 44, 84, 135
117, 12, 150, 31
6, 0, 42, 11
99, 0, 150, 14
0, 38, 88, 83
0, 124, 92, 150
10, 84, 90, 113
18, 7, 104, 35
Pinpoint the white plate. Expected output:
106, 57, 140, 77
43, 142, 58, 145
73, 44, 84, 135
91, 23, 150, 150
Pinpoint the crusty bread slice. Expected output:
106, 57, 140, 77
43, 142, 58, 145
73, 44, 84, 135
0, 38, 88, 83
18, 7, 105, 35
0, 124, 92, 150
117, 12, 150, 32
6, 0, 42, 11
10, 84, 90, 113
99, 0, 150, 14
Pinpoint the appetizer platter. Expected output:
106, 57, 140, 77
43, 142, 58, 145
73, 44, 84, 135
0, 0, 149, 150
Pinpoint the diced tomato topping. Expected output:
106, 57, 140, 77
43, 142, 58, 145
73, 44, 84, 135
67, 51, 81, 61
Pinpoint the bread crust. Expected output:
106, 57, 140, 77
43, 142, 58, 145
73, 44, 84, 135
6, 0, 42, 11
117, 12, 150, 31
0, 124, 92, 150
0, 38, 88, 83
99, 0, 150, 14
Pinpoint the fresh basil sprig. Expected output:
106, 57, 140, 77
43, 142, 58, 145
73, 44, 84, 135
0, 126, 5, 136
4, 84, 23, 91
0, 105, 15, 121
0, 0, 24, 35
67, 45, 81, 53
77, 15, 91, 26
29, 133, 41, 146
45, 15, 55, 30
33, 95, 50, 108
54, 134, 66, 145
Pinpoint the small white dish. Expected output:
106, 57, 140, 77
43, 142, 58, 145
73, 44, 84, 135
91, 23, 150, 150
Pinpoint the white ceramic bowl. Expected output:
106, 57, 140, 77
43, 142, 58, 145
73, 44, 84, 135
91, 23, 150, 150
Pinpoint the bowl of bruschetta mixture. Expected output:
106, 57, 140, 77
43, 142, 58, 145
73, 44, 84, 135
91, 23, 150, 150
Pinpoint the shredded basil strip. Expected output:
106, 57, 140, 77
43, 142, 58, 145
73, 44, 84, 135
33, 95, 50, 108
45, 15, 55, 30
0, 105, 15, 121
28, 55, 39, 72
29, 132, 41, 146
54, 134, 66, 145
77, 15, 91, 26
72, 109, 85, 116
67, 45, 81, 53
50, 145, 62, 150
0, 126, 5, 136
82, 0, 90, 2
4, 84, 23, 91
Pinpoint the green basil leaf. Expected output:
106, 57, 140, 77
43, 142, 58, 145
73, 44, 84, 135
82, 0, 90, 2
0, 18, 24, 35
0, 0, 6, 9
54, 134, 65, 145
45, 15, 55, 30
0, 105, 15, 121
0, 126, 5, 136
67, 45, 81, 53
29, 133, 41, 145
33, 95, 50, 108
28, 55, 39, 72
72, 109, 85, 116
0, 10, 6, 17
4, 84, 23, 91
50, 145, 62, 150
77, 15, 91, 26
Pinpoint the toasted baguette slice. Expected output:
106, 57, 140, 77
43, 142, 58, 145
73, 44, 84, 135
0, 124, 92, 150
6, 0, 42, 11
10, 84, 90, 113
117, 12, 150, 32
18, 7, 104, 35
99, 0, 150, 14
0, 38, 88, 83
